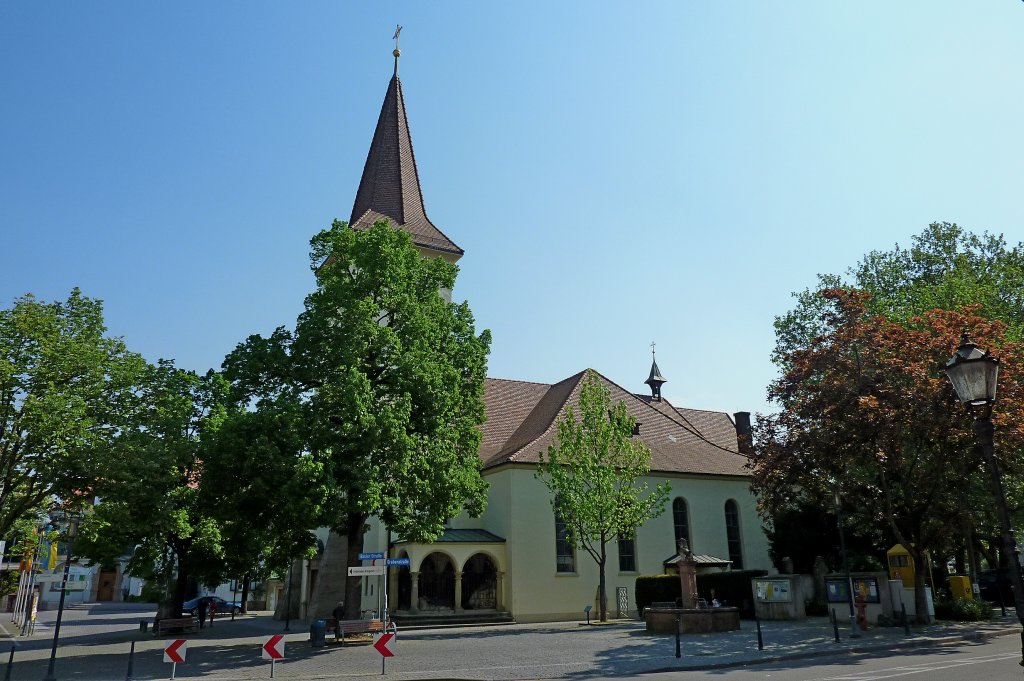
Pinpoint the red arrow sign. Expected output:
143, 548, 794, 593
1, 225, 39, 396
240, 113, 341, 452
163, 639, 186, 663
262, 634, 285, 660
373, 632, 395, 658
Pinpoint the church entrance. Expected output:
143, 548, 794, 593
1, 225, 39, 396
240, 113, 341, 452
461, 553, 497, 610
417, 552, 455, 612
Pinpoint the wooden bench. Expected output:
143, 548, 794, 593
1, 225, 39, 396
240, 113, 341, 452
153, 616, 200, 635
325, 618, 396, 644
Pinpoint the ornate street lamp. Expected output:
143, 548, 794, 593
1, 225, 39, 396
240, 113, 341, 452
42, 511, 81, 681
945, 333, 1024, 667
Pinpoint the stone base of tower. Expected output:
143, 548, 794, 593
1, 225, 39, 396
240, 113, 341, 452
309, 530, 359, 619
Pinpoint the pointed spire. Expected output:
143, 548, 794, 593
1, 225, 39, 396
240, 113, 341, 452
645, 342, 667, 402
348, 32, 464, 259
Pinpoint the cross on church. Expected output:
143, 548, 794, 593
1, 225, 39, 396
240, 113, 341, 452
650, 341, 656, 358
393, 24, 402, 49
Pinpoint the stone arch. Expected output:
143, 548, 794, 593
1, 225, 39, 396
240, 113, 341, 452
461, 553, 498, 610
417, 551, 456, 612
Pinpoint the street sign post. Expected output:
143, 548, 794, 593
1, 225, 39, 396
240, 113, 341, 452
348, 565, 386, 576
359, 552, 385, 560
163, 639, 186, 680
262, 634, 285, 678
374, 631, 395, 674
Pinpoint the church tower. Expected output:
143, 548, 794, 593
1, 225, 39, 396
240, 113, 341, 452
349, 33, 464, 263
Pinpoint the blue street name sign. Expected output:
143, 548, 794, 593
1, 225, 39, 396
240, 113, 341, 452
385, 557, 411, 567
358, 552, 385, 561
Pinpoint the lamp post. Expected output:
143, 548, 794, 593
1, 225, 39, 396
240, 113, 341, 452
832, 484, 861, 639
42, 512, 80, 681
945, 333, 1024, 668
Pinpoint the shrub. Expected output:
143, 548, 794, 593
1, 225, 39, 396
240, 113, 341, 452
804, 598, 829, 617
635, 574, 680, 612
934, 597, 992, 622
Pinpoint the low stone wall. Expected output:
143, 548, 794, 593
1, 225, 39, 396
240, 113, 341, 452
644, 607, 740, 634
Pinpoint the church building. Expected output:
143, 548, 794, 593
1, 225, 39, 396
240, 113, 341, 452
297, 44, 772, 624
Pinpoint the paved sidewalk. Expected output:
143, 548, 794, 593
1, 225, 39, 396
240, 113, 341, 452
0, 604, 1019, 680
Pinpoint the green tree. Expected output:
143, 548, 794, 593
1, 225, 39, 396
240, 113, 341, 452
754, 290, 1024, 619
536, 370, 670, 622
78, 363, 232, 618
199, 400, 328, 610
224, 219, 491, 617
0, 289, 147, 539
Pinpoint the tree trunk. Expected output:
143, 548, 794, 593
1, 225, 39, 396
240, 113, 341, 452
166, 553, 190, 619
240, 573, 250, 614
342, 511, 368, 619
598, 534, 608, 622
909, 547, 930, 624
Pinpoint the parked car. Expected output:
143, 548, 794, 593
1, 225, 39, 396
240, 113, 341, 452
978, 569, 1015, 604
182, 595, 242, 616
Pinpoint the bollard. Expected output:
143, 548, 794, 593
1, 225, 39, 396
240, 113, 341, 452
831, 608, 840, 643
4, 642, 16, 681
125, 640, 136, 681
755, 612, 764, 651
901, 603, 910, 637
675, 615, 681, 659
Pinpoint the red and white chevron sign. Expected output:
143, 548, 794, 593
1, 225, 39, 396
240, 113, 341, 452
163, 639, 186, 663
262, 634, 285, 660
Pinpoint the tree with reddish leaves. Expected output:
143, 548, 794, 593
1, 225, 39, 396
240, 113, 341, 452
753, 288, 1024, 620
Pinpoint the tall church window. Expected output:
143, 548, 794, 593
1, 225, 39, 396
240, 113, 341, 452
725, 499, 743, 569
555, 507, 575, 573
673, 497, 691, 550
618, 532, 637, 572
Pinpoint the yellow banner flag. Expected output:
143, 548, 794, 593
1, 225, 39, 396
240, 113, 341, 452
49, 542, 58, 571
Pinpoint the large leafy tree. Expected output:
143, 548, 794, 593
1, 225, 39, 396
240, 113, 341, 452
537, 370, 670, 622
753, 289, 1024, 619
199, 400, 328, 610
224, 219, 491, 617
79, 362, 233, 618
0, 289, 147, 540
771, 223, 1024, 574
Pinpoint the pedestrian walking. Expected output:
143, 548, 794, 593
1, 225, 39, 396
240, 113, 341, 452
209, 599, 217, 627
197, 599, 208, 629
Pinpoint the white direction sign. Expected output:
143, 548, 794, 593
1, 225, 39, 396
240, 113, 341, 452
348, 565, 385, 576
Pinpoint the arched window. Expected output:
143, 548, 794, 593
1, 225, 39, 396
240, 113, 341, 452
618, 530, 636, 572
724, 499, 743, 569
672, 497, 691, 550
554, 505, 575, 573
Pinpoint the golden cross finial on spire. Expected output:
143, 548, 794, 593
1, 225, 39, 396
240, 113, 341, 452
392, 25, 403, 75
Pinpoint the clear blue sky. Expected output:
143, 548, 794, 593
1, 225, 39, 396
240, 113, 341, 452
3, 2, 1023, 416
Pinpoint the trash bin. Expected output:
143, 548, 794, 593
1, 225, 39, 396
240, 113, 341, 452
309, 619, 326, 648
139, 620, 148, 633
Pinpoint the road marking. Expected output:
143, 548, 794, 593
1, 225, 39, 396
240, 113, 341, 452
817, 652, 1020, 680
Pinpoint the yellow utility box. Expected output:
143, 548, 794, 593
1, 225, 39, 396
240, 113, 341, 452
887, 544, 914, 586
949, 575, 973, 600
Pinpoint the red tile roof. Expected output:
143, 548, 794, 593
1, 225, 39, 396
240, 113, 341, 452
480, 370, 750, 477
349, 75, 463, 257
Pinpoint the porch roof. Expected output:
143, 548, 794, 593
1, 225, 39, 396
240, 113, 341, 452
397, 529, 506, 544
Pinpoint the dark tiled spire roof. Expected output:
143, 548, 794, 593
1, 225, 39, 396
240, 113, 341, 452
349, 70, 463, 258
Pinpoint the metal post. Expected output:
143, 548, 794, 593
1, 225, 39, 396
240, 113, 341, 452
3, 643, 16, 681
901, 603, 910, 636
284, 562, 293, 633
834, 491, 861, 639
42, 526, 77, 681
124, 641, 135, 681
755, 612, 764, 651
831, 608, 839, 643
19, 537, 43, 636
975, 416, 1024, 667
675, 615, 681, 658
232, 579, 238, 621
